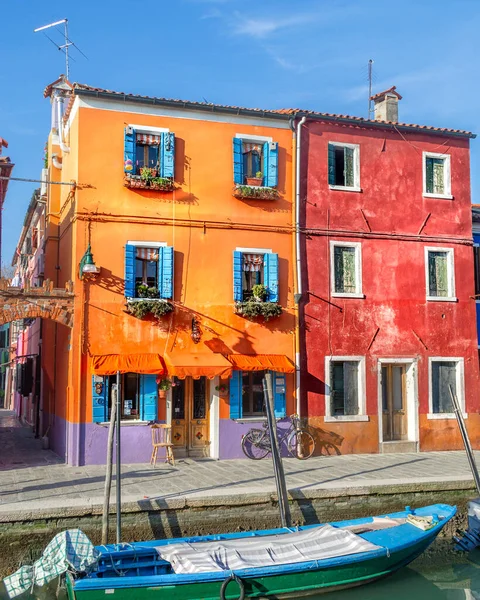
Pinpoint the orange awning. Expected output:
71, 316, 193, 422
227, 354, 295, 373
91, 353, 166, 376
164, 351, 232, 380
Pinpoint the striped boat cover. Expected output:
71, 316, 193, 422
156, 524, 380, 574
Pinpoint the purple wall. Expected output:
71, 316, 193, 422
219, 418, 292, 459
45, 412, 67, 462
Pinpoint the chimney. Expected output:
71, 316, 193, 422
370, 86, 402, 123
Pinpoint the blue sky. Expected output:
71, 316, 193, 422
1, 0, 479, 265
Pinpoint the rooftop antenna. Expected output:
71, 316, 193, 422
34, 19, 87, 79
368, 59, 374, 119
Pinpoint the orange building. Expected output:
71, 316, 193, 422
42, 77, 296, 465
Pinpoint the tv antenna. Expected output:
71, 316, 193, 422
34, 19, 87, 79
367, 59, 374, 119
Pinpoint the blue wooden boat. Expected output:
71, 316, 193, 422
66, 504, 455, 600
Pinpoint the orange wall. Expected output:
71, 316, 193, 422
56, 101, 294, 424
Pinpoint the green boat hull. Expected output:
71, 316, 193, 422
67, 537, 432, 600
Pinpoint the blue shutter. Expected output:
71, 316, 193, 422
273, 371, 286, 418
328, 144, 336, 185
124, 128, 136, 174
92, 376, 109, 423
158, 246, 174, 299
161, 132, 175, 179
141, 374, 158, 422
233, 251, 243, 301
264, 141, 278, 188
233, 138, 244, 184
125, 244, 136, 298
264, 253, 279, 302
229, 371, 242, 419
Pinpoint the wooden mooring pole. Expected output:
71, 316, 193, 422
263, 372, 291, 528
101, 384, 116, 545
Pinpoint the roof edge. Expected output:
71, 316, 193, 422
72, 87, 476, 139
73, 88, 291, 122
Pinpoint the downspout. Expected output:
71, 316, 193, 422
56, 96, 70, 154
293, 116, 307, 417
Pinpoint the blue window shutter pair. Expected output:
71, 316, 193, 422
233, 138, 244, 184
263, 253, 279, 302
161, 132, 175, 179
124, 244, 136, 298
233, 251, 243, 301
229, 371, 243, 419
124, 128, 136, 174
157, 246, 174, 299
228, 370, 286, 420
125, 245, 174, 299
92, 376, 109, 423
141, 374, 158, 421
263, 141, 278, 188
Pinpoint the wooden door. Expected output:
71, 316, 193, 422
171, 377, 209, 457
382, 365, 407, 441
189, 378, 209, 456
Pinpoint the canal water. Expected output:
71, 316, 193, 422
320, 541, 480, 599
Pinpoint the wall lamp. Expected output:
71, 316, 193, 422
191, 317, 201, 344
79, 245, 100, 279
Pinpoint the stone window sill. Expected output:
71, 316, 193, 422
324, 415, 369, 423
329, 185, 362, 193
423, 193, 453, 200
427, 413, 467, 420
97, 420, 150, 427
426, 296, 457, 303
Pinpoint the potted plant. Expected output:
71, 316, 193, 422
215, 382, 229, 396
136, 283, 160, 299
140, 166, 157, 184
157, 377, 172, 399
252, 283, 268, 302
246, 171, 263, 186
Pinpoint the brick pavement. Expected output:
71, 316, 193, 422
0, 409, 477, 520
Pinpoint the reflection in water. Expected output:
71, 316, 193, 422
319, 544, 480, 600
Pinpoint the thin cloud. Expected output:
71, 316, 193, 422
231, 12, 319, 39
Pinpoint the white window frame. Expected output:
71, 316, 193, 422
235, 133, 273, 143
422, 151, 452, 199
128, 124, 170, 134
428, 357, 466, 420
330, 241, 364, 298
424, 246, 456, 302
127, 241, 167, 248
328, 142, 361, 192
324, 356, 368, 422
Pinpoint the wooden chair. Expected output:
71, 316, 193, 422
150, 424, 175, 467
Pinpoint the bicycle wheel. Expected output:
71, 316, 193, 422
241, 430, 271, 460
287, 429, 315, 460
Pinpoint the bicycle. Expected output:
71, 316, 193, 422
241, 414, 316, 460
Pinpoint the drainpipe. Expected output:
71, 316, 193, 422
293, 116, 307, 417
56, 96, 70, 154
51, 154, 63, 170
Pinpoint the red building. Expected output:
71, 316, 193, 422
299, 88, 480, 454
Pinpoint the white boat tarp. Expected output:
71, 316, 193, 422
156, 524, 381, 574
3, 529, 98, 598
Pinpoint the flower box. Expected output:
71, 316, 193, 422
126, 298, 174, 320
234, 300, 282, 321
124, 175, 175, 192
233, 185, 280, 200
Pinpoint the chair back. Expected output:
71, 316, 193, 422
151, 423, 172, 446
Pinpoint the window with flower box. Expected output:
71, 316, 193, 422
124, 126, 175, 191
233, 135, 279, 200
